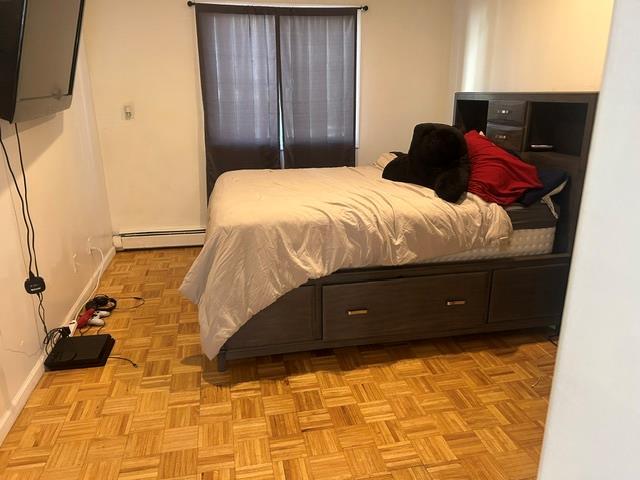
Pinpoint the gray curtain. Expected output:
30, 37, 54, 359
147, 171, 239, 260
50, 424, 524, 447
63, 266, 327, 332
196, 5, 279, 196
279, 12, 357, 168
196, 5, 357, 196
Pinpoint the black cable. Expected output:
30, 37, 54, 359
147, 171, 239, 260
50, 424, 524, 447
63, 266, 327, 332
43, 327, 69, 355
1, 125, 47, 338
0, 127, 35, 275
109, 356, 138, 368
116, 296, 145, 310
36, 293, 47, 338
15, 124, 40, 275
91, 294, 145, 311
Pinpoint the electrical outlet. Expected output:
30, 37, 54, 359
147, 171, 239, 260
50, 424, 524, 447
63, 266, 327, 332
123, 103, 135, 120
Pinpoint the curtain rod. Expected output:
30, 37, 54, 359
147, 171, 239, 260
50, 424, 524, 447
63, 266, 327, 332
186, 1, 368, 10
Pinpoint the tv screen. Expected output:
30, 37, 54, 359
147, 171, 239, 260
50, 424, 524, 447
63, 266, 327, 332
0, 0, 85, 123
19, 0, 83, 100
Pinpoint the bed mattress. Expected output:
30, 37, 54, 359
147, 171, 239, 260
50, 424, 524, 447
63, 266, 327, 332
433, 226, 555, 262
433, 201, 559, 261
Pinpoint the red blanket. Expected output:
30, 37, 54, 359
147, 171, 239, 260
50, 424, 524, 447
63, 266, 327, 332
465, 130, 542, 205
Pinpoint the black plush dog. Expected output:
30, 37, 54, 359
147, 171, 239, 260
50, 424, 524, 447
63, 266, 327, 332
382, 123, 469, 203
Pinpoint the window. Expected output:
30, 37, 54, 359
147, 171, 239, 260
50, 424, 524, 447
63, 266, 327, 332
195, 4, 358, 196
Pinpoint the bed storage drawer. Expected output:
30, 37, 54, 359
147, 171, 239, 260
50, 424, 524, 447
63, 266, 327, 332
486, 123, 524, 151
487, 100, 527, 125
225, 286, 317, 348
489, 264, 570, 323
322, 273, 489, 341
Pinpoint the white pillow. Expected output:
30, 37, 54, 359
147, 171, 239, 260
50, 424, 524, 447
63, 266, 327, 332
373, 152, 398, 170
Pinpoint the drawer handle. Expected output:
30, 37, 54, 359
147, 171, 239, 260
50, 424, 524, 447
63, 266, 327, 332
445, 300, 467, 307
347, 308, 369, 316
494, 134, 508, 140
497, 109, 510, 115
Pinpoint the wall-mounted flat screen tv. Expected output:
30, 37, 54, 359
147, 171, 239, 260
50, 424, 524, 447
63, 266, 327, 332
0, 0, 85, 123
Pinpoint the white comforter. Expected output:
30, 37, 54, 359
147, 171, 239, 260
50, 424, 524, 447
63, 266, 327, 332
180, 156, 512, 359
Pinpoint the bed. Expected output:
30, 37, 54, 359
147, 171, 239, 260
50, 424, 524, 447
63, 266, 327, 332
181, 91, 598, 370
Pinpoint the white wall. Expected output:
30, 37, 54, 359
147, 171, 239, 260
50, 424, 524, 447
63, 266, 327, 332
82, 0, 457, 234
538, 0, 640, 478
450, 0, 614, 92
0, 45, 113, 442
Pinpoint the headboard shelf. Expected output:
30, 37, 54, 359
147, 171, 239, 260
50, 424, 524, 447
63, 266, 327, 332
519, 151, 584, 169
527, 101, 588, 156
455, 99, 488, 133
453, 91, 598, 254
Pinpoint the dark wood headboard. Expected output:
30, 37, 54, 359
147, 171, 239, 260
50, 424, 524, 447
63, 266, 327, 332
453, 91, 598, 254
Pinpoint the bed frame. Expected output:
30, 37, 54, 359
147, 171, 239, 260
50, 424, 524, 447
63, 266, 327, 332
216, 92, 598, 371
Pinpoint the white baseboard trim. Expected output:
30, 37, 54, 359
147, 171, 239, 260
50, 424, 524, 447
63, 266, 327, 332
0, 246, 116, 444
0, 351, 45, 442
113, 229, 205, 250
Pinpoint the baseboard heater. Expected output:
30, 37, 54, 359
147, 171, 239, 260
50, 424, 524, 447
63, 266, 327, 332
113, 229, 206, 250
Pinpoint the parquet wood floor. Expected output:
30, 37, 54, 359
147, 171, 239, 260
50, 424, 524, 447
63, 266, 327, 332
0, 248, 557, 480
